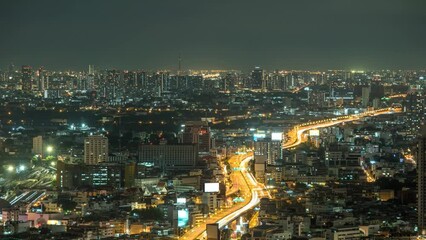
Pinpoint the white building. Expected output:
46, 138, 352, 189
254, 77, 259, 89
326, 226, 363, 240
32, 136, 43, 156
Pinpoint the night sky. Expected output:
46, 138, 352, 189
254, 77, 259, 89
1, 0, 425, 71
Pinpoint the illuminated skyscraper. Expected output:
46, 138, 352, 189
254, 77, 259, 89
405, 91, 426, 134
180, 122, 212, 153
21, 65, 33, 92
136, 71, 147, 89
251, 67, 264, 90
37, 67, 45, 91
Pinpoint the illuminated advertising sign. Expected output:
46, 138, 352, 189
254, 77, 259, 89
271, 132, 283, 141
309, 129, 320, 136
176, 198, 186, 205
178, 209, 189, 227
204, 183, 220, 193
253, 133, 266, 141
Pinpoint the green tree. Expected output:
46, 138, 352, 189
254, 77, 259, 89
131, 207, 164, 221
59, 199, 77, 212
45, 156, 56, 161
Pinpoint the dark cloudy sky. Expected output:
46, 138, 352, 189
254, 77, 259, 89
0, 0, 425, 71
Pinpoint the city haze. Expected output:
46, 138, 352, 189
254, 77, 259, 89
1, 0, 426, 70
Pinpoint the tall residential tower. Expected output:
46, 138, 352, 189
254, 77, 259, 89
84, 135, 109, 165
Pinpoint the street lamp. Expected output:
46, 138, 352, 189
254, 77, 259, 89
7, 165, 14, 172
19, 165, 26, 171
46, 146, 53, 153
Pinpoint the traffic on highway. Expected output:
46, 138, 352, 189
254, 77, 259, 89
185, 107, 402, 239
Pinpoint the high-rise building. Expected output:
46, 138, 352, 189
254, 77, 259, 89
124, 162, 137, 188
56, 161, 123, 189
36, 67, 45, 91
361, 86, 370, 107
84, 135, 109, 165
21, 65, 33, 92
81, 163, 123, 188
136, 71, 147, 89
405, 92, 426, 134
251, 67, 264, 90
418, 128, 426, 234
370, 81, 385, 99
220, 73, 234, 92
88, 65, 95, 75
102, 69, 122, 99
123, 70, 136, 87
372, 98, 381, 109
180, 122, 212, 153
309, 91, 328, 108
138, 144, 198, 170
32, 136, 43, 156
254, 137, 282, 165
202, 192, 218, 214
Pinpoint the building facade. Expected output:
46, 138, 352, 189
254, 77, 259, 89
84, 135, 108, 165
138, 144, 198, 170
418, 129, 426, 235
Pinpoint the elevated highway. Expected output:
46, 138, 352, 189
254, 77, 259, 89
181, 107, 402, 239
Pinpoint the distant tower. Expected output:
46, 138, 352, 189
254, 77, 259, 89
37, 67, 45, 91
178, 54, 182, 76
361, 86, 370, 107
88, 65, 95, 75
405, 92, 426, 134
21, 65, 33, 92
251, 67, 264, 90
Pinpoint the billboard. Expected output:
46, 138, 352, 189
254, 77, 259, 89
309, 129, 320, 136
204, 183, 220, 193
271, 132, 283, 141
177, 209, 189, 227
176, 198, 186, 205
253, 133, 266, 141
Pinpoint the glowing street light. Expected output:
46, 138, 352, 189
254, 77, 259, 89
46, 146, 54, 153
7, 165, 14, 172
19, 165, 26, 171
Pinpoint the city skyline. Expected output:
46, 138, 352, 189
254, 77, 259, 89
4, 64, 426, 73
1, 0, 426, 70
1, 1, 425, 239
